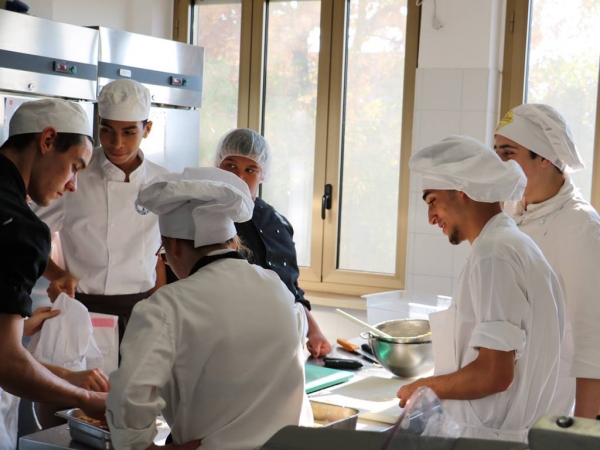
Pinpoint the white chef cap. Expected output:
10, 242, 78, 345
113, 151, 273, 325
214, 128, 272, 182
410, 135, 527, 203
137, 167, 254, 248
495, 104, 584, 172
9, 99, 92, 138
98, 79, 151, 122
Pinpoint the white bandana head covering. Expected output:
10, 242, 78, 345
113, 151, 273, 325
137, 167, 254, 247
495, 103, 584, 172
410, 135, 527, 203
9, 99, 92, 138
98, 79, 151, 122
214, 128, 272, 182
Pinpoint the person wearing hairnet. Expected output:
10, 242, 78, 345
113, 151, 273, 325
495, 104, 600, 418
397, 136, 564, 442
214, 128, 331, 357
0, 99, 108, 449
33, 79, 168, 345
106, 167, 311, 450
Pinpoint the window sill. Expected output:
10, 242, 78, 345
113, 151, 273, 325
304, 290, 367, 311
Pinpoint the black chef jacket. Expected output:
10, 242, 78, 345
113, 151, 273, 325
235, 197, 311, 310
0, 154, 51, 317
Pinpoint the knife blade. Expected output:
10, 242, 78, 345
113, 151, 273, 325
337, 338, 381, 365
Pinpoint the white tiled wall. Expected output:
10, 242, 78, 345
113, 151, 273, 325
404, 0, 506, 297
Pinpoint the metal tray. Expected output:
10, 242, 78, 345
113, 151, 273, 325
55, 409, 113, 450
310, 400, 359, 430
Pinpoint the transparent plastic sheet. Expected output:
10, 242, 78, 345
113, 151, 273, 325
381, 386, 460, 450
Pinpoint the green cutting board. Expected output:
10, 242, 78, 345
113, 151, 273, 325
305, 364, 354, 394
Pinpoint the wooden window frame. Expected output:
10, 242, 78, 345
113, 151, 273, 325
176, 0, 421, 295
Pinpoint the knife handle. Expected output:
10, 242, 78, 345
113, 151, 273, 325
323, 358, 363, 370
337, 338, 359, 351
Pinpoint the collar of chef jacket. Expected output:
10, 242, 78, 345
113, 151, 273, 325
98, 147, 148, 184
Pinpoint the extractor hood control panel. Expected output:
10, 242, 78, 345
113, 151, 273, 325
53, 61, 77, 75
170, 76, 188, 87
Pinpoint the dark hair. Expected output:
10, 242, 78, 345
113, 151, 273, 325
0, 132, 92, 153
529, 150, 563, 174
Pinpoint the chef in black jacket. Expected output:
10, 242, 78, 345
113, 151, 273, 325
215, 128, 331, 357
0, 99, 107, 447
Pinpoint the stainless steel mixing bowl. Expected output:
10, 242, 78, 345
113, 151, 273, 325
361, 319, 434, 378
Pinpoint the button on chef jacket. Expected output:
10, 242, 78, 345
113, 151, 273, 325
106, 250, 311, 450
432, 213, 563, 442
235, 197, 310, 310
33, 148, 168, 295
0, 154, 51, 450
505, 176, 600, 415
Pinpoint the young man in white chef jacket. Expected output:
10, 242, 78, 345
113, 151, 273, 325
106, 167, 311, 450
397, 136, 564, 442
495, 104, 600, 418
34, 79, 168, 343
0, 100, 108, 449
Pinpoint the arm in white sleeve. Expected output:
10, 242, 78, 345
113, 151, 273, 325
467, 257, 529, 360
106, 300, 175, 450
560, 221, 600, 379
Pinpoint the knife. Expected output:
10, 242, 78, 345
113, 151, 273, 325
337, 338, 381, 365
323, 357, 363, 370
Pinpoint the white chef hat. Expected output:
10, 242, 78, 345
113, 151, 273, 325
214, 128, 272, 181
410, 135, 527, 203
137, 167, 254, 247
98, 79, 151, 122
495, 104, 584, 172
9, 99, 92, 138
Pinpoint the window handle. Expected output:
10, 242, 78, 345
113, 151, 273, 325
321, 184, 332, 220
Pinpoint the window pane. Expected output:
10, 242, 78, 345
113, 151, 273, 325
526, 0, 600, 200
261, 0, 321, 267
196, 2, 242, 167
338, 0, 408, 274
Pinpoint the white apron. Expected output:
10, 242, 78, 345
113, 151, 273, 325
429, 306, 528, 442
0, 389, 18, 450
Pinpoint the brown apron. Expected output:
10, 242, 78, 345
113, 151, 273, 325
75, 291, 152, 345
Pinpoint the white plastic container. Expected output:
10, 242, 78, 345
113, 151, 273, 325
363, 290, 451, 325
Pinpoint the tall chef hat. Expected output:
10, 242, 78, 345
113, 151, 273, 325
495, 103, 584, 173
137, 167, 254, 247
410, 135, 527, 203
98, 79, 151, 122
214, 128, 272, 182
9, 99, 92, 138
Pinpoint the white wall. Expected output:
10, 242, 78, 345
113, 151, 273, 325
404, 0, 506, 297
25, 0, 173, 39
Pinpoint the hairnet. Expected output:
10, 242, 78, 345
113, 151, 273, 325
98, 79, 151, 122
9, 99, 92, 138
495, 104, 584, 172
214, 128, 272, 182
137, 167, 253, 247
410, 135, 527, 203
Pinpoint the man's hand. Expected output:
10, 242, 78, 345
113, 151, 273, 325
79, 391, 108, 419
148, 440, 201, 450
23, 307, 60, 336
47, 273, 78, 302
65, 368, 110, 393
306, 330, 332, 358
397, 379, 425, 408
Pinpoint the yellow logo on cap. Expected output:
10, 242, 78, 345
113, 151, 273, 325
495, 109, 514, 132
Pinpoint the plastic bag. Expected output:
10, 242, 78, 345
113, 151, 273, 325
381, 386, 460, 450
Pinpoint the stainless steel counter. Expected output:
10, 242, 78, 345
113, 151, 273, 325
19, 425, 90, 450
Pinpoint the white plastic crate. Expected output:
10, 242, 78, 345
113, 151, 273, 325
363, 290, 452, 325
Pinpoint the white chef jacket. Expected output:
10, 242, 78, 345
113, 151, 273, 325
33, 148, 168, 295
106, 250, 311, 450
0, 389, 18, 450
431, 213, 563, 442
505, 176, 600, 415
